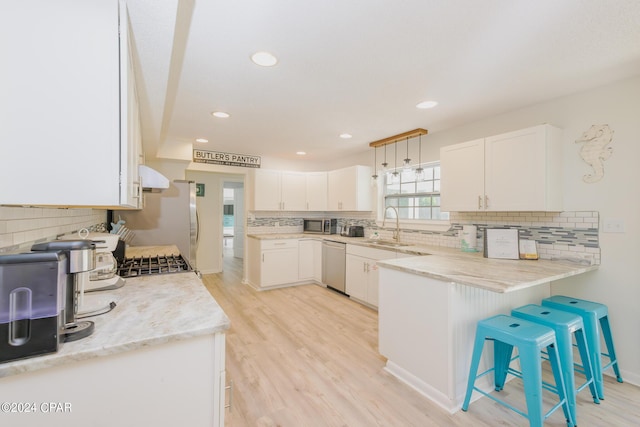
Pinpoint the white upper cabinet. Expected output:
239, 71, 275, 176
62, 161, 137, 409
119, 2, 143, 208
253, 170, 306, 211
305, 172, 328, 211
252, 170, 328, 211
0, 0, 142, 208
253, 169, 283, 210
327, 165, 372, 211
439, 139, 485, 212
440, 124, 562, 212
281, 171, 307, 211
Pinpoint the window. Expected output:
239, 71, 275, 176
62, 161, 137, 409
383, 162, 449, 221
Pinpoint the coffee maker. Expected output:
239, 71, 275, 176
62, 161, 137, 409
0, 251, 68, 363
31, 240, 96, 342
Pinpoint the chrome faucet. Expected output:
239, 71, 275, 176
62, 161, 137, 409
382, 206, 400, 242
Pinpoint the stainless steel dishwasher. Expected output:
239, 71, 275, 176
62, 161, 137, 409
322, 240, 346, 294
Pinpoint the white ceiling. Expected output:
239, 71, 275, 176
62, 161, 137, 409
127, 0, 640, 164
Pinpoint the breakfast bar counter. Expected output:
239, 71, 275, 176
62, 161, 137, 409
376, 250, 598, 414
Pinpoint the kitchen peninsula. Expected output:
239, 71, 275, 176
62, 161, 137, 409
376, 249, 598, 413
0, 247, 229, 427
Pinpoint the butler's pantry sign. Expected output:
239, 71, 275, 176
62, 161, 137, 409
193, 149, 261, 168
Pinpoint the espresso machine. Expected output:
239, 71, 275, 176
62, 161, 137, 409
31, 240, 96, 342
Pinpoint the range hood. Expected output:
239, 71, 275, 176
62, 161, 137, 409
139, 165, 169, 191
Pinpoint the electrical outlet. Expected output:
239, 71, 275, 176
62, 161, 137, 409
274, 221, 280, 227
602, 218, 625, 233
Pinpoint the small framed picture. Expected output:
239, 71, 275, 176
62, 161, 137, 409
196, 183, 205, 197
484, 228, 520, 260
519, 239, 539, 260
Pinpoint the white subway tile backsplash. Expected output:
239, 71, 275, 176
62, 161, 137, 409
0, 206, 107, 253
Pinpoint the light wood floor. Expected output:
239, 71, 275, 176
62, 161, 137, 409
203, 254, 640, 426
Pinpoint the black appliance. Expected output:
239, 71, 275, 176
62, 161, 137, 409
0, 251, 67, 363
117, 254, 193, 278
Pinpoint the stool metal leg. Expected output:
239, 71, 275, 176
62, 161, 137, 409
462, 331, 487, 411
493, 340, 513, 391
581, 311, 605, 399
554, 328, 578, 423
519, 345, 545, 427
574, 328, 600, 403
600, 316, 623, 383
547, 343, 575, 427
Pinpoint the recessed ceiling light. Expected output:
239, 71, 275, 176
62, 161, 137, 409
211, 111, 230, 118
416, 100, 438, 109
195, 138, 208, 143
251, 51, 278, 67
296, 151, 307, 156
340, 133, 353, 139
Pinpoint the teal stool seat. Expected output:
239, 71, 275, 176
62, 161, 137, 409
542, 295, 622, 399
462, 314, 574, 427
512, 304, 600, 425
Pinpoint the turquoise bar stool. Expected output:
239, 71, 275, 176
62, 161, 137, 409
542, 295, 623, 399
462, 314, 574, 427
512, 304, 600, 425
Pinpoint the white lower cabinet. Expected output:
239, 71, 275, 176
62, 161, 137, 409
299, 239, 322, 282
248, 238, 300, 289
345, 244, 398, 308
0, 333, 226, 427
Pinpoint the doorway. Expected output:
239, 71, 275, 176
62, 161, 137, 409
223, 181, 244, 262
186, 170, 245, 275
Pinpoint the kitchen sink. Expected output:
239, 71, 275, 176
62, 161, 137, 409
366, 240, 407, 248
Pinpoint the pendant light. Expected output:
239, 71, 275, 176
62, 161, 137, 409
403, 137, 411, 170
381, 143, 389, 171
414, 134, 424, 181
391, 142, 400, 183
371, 146, 379, 182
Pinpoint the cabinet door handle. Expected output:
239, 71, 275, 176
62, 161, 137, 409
478, 195, 483, 209
485, 195, 489, 209
225, 380, 233, 412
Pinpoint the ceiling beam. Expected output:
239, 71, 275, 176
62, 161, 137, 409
368, 128, 428, 148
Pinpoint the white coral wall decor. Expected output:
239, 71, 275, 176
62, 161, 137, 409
575, 124, 614, 183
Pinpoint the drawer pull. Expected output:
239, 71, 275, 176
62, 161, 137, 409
225, 380, 233, 411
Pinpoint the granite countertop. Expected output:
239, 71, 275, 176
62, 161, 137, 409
377, 251, 598, 293
0, 259, 230, 378
248, 233, 598, 293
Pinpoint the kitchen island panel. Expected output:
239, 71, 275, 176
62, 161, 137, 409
378, 266, 550, 413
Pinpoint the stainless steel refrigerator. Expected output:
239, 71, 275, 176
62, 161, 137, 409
114, 180, 198, 270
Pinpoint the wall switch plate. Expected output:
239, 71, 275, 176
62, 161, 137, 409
602, 218, 625, 233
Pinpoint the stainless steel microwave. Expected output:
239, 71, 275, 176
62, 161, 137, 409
303, 218, 337, 234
